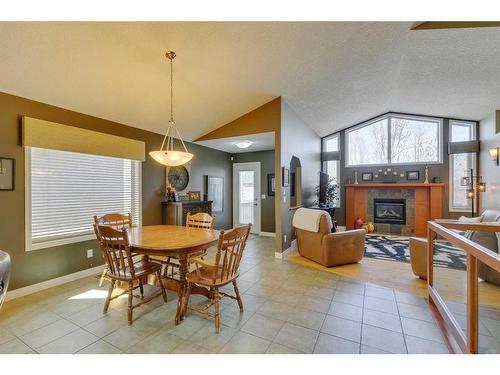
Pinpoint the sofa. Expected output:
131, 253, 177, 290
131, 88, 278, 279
292, 208, 366, 267
409, 209, 500, 285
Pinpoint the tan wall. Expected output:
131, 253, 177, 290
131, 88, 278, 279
479, 113, 500, 211
0, 92, 233, 290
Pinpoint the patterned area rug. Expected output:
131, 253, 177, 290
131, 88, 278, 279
365, 234, 467, 270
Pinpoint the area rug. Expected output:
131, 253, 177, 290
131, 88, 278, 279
365, 234, 467, 270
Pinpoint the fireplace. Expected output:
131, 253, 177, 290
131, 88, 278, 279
373, 198, 406, 224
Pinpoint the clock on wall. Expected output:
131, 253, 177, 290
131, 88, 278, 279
167, 166, 190, 191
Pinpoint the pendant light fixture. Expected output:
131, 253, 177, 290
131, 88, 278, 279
149, 51, 194, 167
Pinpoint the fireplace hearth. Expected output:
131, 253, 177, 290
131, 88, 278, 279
373, 198, 406, 225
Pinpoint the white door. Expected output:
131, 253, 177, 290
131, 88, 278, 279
233, 162, 261, 234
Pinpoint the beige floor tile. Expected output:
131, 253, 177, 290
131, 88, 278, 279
65, 303, 107, 327
332, 291, 364, 307
2, 309, 61, 337
400, 317, 444, 343
188, 324, 237, 351
0, 338, 35, 354
257, 301, 293, 320
266, 342, 304, 354
405, 335, 449, 354
237, 294, 266, 312
241, 313, 285, 341
364, 296, 398, 315
220, 305, 255, 329
300, 295, 332, 314
0, 326, 15, 345
20, 319, 79, 348
37, 329, 99, 354
77, 340, 122, 354
363, 309, 402, 333
328, 301, 363, 322
314, 333, 360, 354
287, 307, 326, 331
321, 315, 362, 343
394, 291, 428, 307
365, 285, 395, 301
219, 331, 271, 354
336, 282, 365, 296
83, 310, 128, 338
397, 302, 436, 323
103, 320, 160, 351
361, 324, 406, 354
274, 322, 318, 353
171, 340, 216, 354
360, 344, 392, 354
127, 331, 185, 354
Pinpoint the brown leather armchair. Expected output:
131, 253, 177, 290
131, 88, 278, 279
409, 237, 428, 280
294, 214, 366, 267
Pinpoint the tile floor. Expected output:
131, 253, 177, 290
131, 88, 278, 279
0, 236, 454, 354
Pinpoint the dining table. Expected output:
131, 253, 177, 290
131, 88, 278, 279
128, 224, 219, 324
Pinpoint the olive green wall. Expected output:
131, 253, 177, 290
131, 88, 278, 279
0, 92, 232, 290
280, 101, 321, 251
232, 150, 276, 233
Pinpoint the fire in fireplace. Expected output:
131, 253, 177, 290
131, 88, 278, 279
373, 198, 406, 224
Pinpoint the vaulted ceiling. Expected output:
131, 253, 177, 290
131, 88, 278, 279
1, 22, 499, 140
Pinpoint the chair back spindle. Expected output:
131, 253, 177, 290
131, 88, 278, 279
213, 225, 251, 284
186, 212, 215, 229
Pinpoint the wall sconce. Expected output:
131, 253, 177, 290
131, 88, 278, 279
460, 175, 470, 186
466, 188, 475, 199
490, 147, 499, 166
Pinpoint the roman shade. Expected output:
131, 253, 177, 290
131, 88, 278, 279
22, 116, 146, 161
448, 140, 480, 154
321, 150, 341, 162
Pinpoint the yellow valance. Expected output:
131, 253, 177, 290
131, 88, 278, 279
22, 117, 145, 161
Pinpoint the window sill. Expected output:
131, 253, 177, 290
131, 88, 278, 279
27, 233, 97, 252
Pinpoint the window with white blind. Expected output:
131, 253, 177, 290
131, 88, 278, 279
25, 147, 141, 251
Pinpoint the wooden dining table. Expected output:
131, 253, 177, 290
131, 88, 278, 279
128, 225, 219, 324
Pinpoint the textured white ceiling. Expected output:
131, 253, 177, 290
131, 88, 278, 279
0, 22, 499, 140
196, 132, 275, 153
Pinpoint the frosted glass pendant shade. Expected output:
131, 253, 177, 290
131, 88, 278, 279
149, 150, 194, 166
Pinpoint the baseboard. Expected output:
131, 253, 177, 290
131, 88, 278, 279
5, 264, 105, 302
259, 232, 276, 238
275, 239, 297, 259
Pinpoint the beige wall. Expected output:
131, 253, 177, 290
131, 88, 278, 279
0, 92, 233, 290
479, 113, 500, 211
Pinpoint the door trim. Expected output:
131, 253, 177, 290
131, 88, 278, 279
233, 162, 261, 234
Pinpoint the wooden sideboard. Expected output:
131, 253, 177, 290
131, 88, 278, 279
345, 183, 444, 236
161, 200, 213, 226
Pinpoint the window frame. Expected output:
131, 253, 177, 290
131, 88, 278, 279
321, 133, 341, 207
448, 120, 477, 213
344, 114, 444, 167
24, 147, 142, 251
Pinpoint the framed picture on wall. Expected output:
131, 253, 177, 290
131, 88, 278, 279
0, 158, 15, 191
282, 167, 290, 187
204, 175, 224, 213
361, 172, 373, 181
406, 171, 420, 181
267, 173, 275, 196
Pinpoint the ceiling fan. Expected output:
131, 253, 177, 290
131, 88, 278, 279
411, 22, 500, 30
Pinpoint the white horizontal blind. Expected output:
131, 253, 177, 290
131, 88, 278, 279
28, 147, 141, 249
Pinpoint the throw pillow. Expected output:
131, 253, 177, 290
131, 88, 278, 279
458, 215, 483, 239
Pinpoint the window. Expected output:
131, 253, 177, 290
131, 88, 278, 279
345, 114, 443, 166
449, 121, 476, 212
322, 134, 340, 206
26, 147, 141, 251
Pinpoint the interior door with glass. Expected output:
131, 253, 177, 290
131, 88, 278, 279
233, 162, 261, 234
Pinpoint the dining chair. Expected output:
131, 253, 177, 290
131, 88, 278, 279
94, 213, 133, 286
181, 223, 251, 333
93, 224, 167, 325
157, 212, 216, 279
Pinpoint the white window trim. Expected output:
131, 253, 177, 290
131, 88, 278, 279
321, 133, 341, 207
448, 120, 476, 213
24, 147, 142, 252
344, 114, 444, 168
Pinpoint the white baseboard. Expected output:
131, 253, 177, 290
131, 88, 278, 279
5, 265, 105, 302
275, 239, 297, 259
260, 232, 276, 238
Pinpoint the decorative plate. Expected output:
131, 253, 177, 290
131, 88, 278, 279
167, 166, 189, 191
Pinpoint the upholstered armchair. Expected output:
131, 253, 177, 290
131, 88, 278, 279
0, 250, 11, 309
293, 208, 366, 267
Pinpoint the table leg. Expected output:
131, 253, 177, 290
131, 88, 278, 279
175, 254, 188, 325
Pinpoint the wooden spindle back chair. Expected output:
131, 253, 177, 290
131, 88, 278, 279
158, 212, 216, 279
182, 223, 251, 333
93, 224, 167, 324
94, 213, 133, 286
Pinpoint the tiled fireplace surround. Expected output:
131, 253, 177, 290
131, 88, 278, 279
367, 189, 415, 235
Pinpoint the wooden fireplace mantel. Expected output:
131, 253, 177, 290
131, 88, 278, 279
345, 183, 444, 236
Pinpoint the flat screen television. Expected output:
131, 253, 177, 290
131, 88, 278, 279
319, 171, 329, 206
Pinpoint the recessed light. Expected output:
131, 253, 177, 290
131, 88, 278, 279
235, 140, 253, 149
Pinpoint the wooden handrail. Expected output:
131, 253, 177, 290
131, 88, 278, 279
428, 221, 500, 271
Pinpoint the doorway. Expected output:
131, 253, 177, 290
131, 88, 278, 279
233, 162, 261, 234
